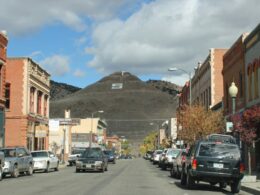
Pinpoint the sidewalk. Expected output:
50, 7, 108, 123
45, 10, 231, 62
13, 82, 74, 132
241, 173, 260, 194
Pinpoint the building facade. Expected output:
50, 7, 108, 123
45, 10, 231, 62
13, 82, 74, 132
244, 24, 260, 169
49, 117, 107, 160
0, 31, 8, 147
223, 33, 248, 116
192, 49, 227, 109
5, 58, 50, 151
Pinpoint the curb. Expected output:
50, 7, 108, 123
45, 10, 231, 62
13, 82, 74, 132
241, 185, 260, 194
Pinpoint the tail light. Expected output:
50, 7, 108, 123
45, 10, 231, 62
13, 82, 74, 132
240, 163, 245, 173
192, 159, 197, 170
181, 155, 186, 163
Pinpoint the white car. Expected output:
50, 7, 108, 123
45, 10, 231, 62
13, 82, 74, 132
152, 150, 163, 164
31, 151, 59, 173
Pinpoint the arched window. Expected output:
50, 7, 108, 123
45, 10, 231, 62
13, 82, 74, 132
30, 87, 35, 113
253, 59, 259, 99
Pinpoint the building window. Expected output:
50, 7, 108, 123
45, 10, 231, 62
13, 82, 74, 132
44, 95, 48, 116
30, 87, 35, 113
5, 83, 10, 109
225, 84, 229, 112
37, 91, 43, 115
253, 60, 259, 99
0, 65, 2, 97
248, 64, 252, 101
239, 71, 243, 98
209, 87, 211, 106
206, 89, 208, 109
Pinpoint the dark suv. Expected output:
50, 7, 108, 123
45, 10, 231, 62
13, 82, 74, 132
181, 140, 244, 193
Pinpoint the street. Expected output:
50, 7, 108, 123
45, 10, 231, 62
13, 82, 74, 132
0, 158, 253, 195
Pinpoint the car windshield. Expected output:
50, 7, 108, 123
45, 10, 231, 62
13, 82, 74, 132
103, 150, 114, 155
198, 143, 240, 158
0, 149, 16, 157
72, 150, 85, 155
31, 151, 48, 157
155, 151, 162, 154
169, 150, 181, 158
82, 148, 102, 158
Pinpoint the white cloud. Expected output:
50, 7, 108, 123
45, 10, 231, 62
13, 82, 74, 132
40, 55, 70, 76
162, 74, 190, 86
86, 0, 260, 78
73, 69, 85, 77
0, 0, 130, 35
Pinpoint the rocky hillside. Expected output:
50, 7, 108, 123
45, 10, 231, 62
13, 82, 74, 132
50, 80, 81, 100
50, 72, 180, 152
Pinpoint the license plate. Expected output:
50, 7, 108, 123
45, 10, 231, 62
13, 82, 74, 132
213, 163, 223, 168
86, 164, 92, 168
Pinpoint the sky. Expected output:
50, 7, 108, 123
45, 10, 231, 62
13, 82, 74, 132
1, 0, 260, 88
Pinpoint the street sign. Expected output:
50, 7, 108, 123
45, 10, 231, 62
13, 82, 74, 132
226, 122, 233, 132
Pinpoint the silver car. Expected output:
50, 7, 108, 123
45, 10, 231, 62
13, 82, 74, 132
0, 151, 4, 180
1, 147, 34, 178
31, 151, 59, 172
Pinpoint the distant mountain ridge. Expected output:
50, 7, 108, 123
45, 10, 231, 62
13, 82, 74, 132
50, 72, 180, 153
50, 80, 81, 100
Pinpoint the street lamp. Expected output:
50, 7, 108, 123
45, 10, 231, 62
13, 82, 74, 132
90, 110, 104, 148
228, 82, 239, 146
168, 67, 192, 105
228, 82, 238, 114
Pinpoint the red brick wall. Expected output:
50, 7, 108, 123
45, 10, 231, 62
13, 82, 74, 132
5, 58, 27, 147
5, 117, 27, 147
0, 33, 8, 108
212, 49, 227, 105
6, 58, 24, 115
223, 35, 246, 115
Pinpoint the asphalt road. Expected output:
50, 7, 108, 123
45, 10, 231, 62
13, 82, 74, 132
0, 158, 253, 195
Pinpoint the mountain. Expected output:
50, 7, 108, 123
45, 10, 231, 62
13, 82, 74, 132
50, 80, 81, 100
50, 72, 180, 153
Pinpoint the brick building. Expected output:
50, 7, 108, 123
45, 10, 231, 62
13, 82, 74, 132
5, 58, 50, 151
244, 24, 260, 169
0, 31, 8, 147
223, 33, 248, 116
192, 49, 227, 109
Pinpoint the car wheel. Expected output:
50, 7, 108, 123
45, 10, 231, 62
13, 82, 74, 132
176, 166, 181, 179
180, 170, 187, 185
231, 180, 241, 194
219, 182, 227, 188
186, 170, 195, 188
76, 168, 80, 173
170, 168, 174, 177
45, 163, 50, 173
54, 162, 59, 171
12, 165, 19, 178
0, 168, 2, 181
27, 164, 33, 176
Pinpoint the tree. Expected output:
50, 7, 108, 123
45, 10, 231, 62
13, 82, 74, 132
177, 104, 224, 145
140, 131, 158, 154
231, 105, 260, 175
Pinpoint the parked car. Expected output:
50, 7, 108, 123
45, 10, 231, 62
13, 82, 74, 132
160, 149, 182, 170
152, 150, 163, 164
68, 148, 86, 166
171, 149, 187, 178
181, 140, 244, 193
0, 147, 33, 178
158, 148, 169, 167
31, 150, 59, 172
0, 151, 4, 181
144, 151, 154, 160
76, 147, 108, 172
103, 150, 116, 164
207, 134, 236, 144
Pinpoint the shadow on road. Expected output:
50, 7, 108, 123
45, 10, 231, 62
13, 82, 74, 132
173, 181, 234, 195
